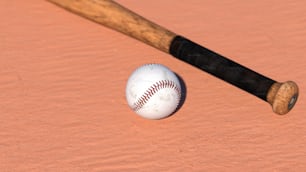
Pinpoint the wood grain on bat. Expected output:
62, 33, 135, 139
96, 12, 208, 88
48, 0, 176, 53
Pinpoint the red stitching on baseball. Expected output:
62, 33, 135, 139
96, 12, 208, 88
132, 80, 181, 112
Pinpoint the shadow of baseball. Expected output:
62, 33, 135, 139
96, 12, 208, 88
172, 72, 187, 116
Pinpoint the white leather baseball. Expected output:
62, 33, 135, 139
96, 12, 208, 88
126, 64, 181, 120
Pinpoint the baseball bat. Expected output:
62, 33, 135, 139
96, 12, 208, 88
47, 0, 299, 115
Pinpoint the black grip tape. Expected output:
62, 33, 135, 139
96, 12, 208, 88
169, 36, 275, 101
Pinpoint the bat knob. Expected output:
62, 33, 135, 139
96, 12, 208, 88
267, 81, 299, 115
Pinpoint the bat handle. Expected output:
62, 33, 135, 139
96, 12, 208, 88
267, 81, 299, 115
170, 36, 299, 115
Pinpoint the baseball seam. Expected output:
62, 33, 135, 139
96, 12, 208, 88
132, 80, 181, 112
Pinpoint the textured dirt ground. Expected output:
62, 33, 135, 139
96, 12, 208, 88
1, 0, 305, 171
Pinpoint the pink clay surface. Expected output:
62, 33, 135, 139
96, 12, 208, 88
1, 1, 305, 171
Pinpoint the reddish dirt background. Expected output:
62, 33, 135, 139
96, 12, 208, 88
1, 0, 305, 171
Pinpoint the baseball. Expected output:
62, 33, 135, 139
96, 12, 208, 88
126, 64, 182, 120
